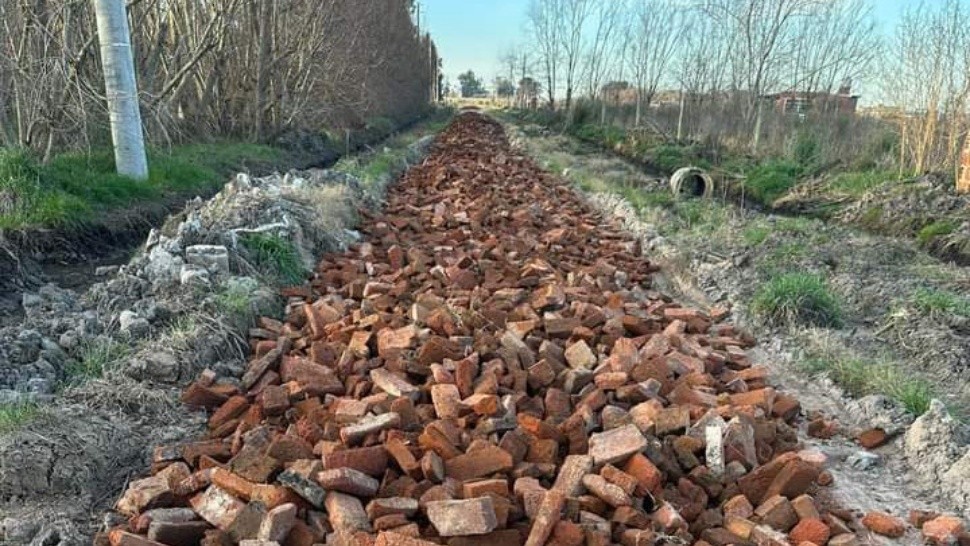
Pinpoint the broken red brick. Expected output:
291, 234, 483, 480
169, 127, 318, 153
862, 511, 907, 538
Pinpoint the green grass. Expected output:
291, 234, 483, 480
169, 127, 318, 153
916, 220, 957, 246
64, 338, 130, 383
911, 287, 970, 318
240, 233, 306, 284
0, 399, 40, 433
335, 148, 407, 187
743, 224, 771, 246
743, 160, 803, 205
752, 273, 842, 327
801, 357, 934, 415
0, 143, 284, 230
621, 187, 674, 211
826, 170, 896, 196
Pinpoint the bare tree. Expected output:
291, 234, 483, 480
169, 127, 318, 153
528, 0, 563, 109
883, 0, 970, 177
789, 0, 878, 96
701, 0, 820, 150
1, 0, 438, 156
559, 0, 593, 118
625, 0, 682, 126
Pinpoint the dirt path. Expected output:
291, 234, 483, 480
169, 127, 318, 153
100, 113, 966, 546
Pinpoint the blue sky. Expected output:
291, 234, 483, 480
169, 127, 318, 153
421, 0, 932, 94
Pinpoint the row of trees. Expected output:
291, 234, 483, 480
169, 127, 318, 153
512, 0, 970, 178
0, 0, 439, 158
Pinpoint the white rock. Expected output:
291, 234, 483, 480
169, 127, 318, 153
185, 245, 230, 274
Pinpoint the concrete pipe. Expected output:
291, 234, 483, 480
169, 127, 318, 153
670, 167, 714, 199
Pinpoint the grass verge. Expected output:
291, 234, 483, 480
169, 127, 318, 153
0, 143, 285, 230
752, 273, 842, 327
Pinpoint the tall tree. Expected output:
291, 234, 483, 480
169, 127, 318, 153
93, 0, 148, 180
528, 0, 563, 109
559, 0, 593, 117
625, 0, 682, 126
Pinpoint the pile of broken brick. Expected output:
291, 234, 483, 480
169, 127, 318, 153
104, 113, 968, 546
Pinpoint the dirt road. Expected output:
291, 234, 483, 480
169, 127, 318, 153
104, 113, 965, 546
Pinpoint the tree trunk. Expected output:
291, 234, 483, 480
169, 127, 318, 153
254, 0, 273, 142
635, 87, 642, 127
958, 135, 970, 194
93, 0, 148, 180
751, 100, 763, 154
676, 89, 685, 142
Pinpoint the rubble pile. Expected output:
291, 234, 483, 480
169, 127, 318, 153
104, 113, 966, 546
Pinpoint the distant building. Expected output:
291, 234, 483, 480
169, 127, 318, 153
764, 81, 860, 116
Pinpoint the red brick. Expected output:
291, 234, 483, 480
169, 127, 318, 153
789, 518, 830, 545
923, 516, 964, 545
444, 445, 513, 481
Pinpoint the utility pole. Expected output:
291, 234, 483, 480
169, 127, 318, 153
93, 0, 148, 180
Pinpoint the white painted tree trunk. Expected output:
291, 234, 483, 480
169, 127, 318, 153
94, 0, 148, 180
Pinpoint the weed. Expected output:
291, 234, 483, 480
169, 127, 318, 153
0, 399, 40, 433
65, 338, 130, 383
916, 220, 957, 246
752, 273, 842, 327
762, 242, 809, 269
165, 316, 199, 351
240, 233, 306, 284
774, 216, 815, 235
827, 170, 895, 196
858, 205, 884, 230
911, 287, 970, 318
744, 160, 802, 205
743, 225, 771, 246
215, 282, 254, 317
616, 186, 674, 211
800, 357, 934, 415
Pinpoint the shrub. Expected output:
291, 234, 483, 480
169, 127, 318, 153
752, 273, 842, 327
792, 129, 821, 168
649, 144, 710, 173
366, 117, 396, 139
744, 160, 803, 205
